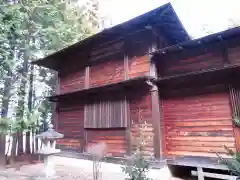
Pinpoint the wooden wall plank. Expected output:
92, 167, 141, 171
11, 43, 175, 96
129, 90, 154, 156
86, 129, 126, 157
161, 88, 235, 158
228, 46, 240, 65
57, 102, 84, 152
90, 57, 124, 87
60, 70, 85, 94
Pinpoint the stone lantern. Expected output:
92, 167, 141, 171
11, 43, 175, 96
36, 123, 64, 177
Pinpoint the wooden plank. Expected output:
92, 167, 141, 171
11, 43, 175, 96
124, 51, 129, 80
166, 130, 234, 137
167, 151, 231, 158
164, 120, 232, 127
167, 156, 229, 170
151, 88, 161, 158
125, 97, 132, 155
84, 66, 90, 89
166, 140, 235, 148
165, 126, 233, 132
166, 136, 235, 142
197, 167, 204, 180
191, 170, 237, 180
166, 145, 233, 153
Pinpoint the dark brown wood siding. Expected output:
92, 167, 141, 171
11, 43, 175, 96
128, 41, 151, 79
86, 129, 126, 156
228, 46, 240, 65
129, 90, 154, 156
159, 51, 223, 77
57, 102, 84, 151
60, 70, 85, 94
161, 86, 235, 158
90, 57, 124, 87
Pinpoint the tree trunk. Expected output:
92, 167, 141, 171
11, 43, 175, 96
26, 64, 34, 154
16, 55, 28, 156
0, 70, 12, 168
10, 134, 17, 163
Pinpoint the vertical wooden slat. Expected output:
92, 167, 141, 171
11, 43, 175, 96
124, 53, 129, 80
84, 98, 128, 128
84, 66, 90, 89
125, 96, 132, 155
83, 66, 90, 151
53, 74, 60, 130
228, 84, 240, 151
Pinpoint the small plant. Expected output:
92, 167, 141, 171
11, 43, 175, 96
122, 110, 153, 180
122, 151, 152, 180
218, 145, 240, 178
233, 116, 240, 128
86, 142, 107, 180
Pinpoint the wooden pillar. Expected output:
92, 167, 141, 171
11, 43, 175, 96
123, 41, 132, 155
149, 83, 162, 159
125, 97, 132, 155
53, 75, 60, 130
148, 45, 162, 159
220, 42, 229, 66
83, 66, 90, 152
84, 66, 90, 89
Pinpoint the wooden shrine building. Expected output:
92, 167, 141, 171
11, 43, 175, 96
34, 2, 240, 171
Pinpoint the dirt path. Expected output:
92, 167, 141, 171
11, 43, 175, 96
0, 156, 173, 180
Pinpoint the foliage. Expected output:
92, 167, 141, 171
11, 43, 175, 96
121, 111, 153, 180
0, 0, 100, 129
233, 116, 240, 128
0, 118, 10, 135
0, 106, 41, 135
218, 145, 240, 177
122, 151, 152, 180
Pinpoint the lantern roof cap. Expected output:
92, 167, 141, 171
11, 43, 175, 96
36, 124, 64, 140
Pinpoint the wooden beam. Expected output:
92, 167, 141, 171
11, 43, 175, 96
221, 42, 230, 65
191, 170, 237, 180
124, 41, 129, 80
150, 85, 162, 159
53, 74, 60, 131
125, 97, 132, 155
84, 66, 90, 89
83, 66, 90, 152
149, 45, 162, 158
83, 105, 88, 153
196, 167, 204, 180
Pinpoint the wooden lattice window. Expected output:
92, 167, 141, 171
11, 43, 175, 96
84, 98, 128, 128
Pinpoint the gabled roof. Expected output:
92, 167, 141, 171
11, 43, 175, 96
33, 2, 190, 70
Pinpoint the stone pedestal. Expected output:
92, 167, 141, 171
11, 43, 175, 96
36, 124, 63, 178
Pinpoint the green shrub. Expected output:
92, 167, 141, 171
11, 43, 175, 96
218, 145, 240, 178
121, 151, 152, 180
121, 115, 153, 180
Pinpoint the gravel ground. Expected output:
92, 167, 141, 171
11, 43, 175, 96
0, 156, 173, 180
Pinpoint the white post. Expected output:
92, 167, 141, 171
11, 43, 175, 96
44, 155, 55, 177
